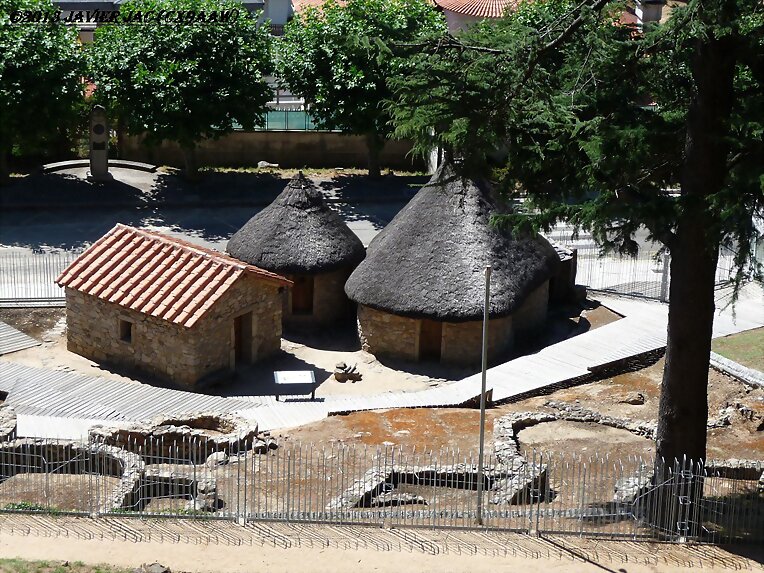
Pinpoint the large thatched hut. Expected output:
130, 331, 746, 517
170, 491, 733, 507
345, 163, 560, 366
227, 173, 366, 327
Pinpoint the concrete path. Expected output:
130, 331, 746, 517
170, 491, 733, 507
1, 282, 762, 439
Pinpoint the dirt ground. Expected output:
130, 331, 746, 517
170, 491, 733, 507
1, 306, 761, 462
284, 357, 764, 461
0, 302, 623, 398
5, 526, 760, 573
0, 474, 120, 513
0, 308, 64, 341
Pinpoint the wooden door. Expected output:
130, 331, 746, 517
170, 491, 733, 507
419, 319, 442, 361
291, 275, 314, 315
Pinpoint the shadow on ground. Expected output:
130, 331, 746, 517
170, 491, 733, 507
209, 351, 334, 399
282, 321, 360, 352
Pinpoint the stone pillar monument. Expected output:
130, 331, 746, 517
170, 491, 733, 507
87, 105, 111, 182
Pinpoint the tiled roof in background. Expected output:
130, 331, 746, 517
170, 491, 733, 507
56, 224, 291, 328
291, 0, 336, 12
434, 0, 517, 18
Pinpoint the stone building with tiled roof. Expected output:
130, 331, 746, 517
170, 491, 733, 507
56, 224, 292, 388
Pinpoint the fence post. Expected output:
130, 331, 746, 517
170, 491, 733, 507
660, 252, 671, 302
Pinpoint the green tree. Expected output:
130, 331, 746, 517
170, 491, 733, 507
278, 0, 446, 177
0, 0, 84, 183
87, 0, 273, 179
390, 0, 763, 467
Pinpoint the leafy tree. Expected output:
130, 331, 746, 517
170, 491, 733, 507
87, 0, 273, 179
390, 0, 763, 468
278, 0, 446, 177
0, 0, 84, 183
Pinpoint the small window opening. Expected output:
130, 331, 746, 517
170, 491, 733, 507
119, 319, 133, 343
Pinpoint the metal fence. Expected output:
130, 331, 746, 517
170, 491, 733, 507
1, 436, 761, 544
0, 231, 742, 307
546, 231, 738, 301
0, 250, 80, 307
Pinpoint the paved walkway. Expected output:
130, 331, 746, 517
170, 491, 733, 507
1, 283, 762, 439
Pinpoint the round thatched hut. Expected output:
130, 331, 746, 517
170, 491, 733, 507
227, 173, 365, 327
345, 163, 560, 366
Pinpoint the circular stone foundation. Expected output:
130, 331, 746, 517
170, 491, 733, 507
516, 420, 653, 459
89, 411, 258, 462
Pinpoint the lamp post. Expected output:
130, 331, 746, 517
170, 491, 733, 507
476, 265, 491, 526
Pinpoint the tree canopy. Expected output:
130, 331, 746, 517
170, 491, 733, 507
389, 0, 764, 465
0, 0, 84, 182
87, 0, 274, 178
278, 0, 446, 176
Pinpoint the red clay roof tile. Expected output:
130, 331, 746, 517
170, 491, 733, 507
434, 0, 517, 18
56, 224, 291, 328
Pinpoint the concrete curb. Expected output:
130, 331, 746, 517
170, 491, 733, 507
41, 159, 158, 173
710, 351, 764, 388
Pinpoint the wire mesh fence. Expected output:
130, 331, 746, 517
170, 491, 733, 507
1, 436, 761, 544
0, 228, 742, 306
545, 229, 738, 301
0, 250, 80, 307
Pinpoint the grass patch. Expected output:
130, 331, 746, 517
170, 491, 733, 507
0, 559, 130, 573
712, 327, 764, 371
2, 502, 49, 512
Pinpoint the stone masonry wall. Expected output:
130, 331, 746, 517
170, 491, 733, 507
122, 131, 424, 171
65, 288, 199, 386
357, 305, 419, 361
192, 276, 283, 380
358, 306, 513, 366
283, 267, 354, 328
441, 315, 513, 367
511, 281, 549, 336
65, 276, 282, 389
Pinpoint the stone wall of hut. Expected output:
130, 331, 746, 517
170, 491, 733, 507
284, 267, 354, 327
357, 305, 420, 361
511, 282, 550, 335
441, 315, 513, 366
357, 306, 514, 366
64, 276, 283, 388
193, 276, 283, 377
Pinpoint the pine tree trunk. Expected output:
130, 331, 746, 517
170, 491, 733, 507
365, 132, 383, 179
652, 0, 735, 538
657, 226, 719, 466
656, 0, 735, 468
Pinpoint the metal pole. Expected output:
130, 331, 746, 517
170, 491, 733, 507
476, 265, 491, 526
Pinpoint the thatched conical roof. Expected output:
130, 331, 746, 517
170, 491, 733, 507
226, 173, 366, 274
345, 163, 560, 321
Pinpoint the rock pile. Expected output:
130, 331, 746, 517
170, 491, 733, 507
619, 392, 646, 405
369, 492, 427, 507
133, 564, 171, 573
613, 465, 654, 504
0, 405, 16, 440
334, 362, 362, 382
